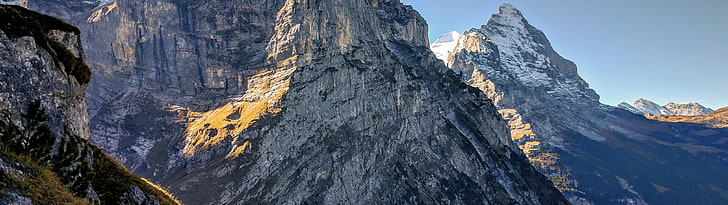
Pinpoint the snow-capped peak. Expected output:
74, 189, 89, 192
430, 31, 461, 62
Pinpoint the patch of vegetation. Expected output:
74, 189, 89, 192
0, 146, 91, 205
0, 5, 90, 84
528, 152, 584, 194
1, 100, 180, 204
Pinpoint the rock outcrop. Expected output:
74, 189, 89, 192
0, 5, 178, 204
445, 3, 728, 205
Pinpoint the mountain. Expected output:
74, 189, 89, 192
15, 0, 569, 204
445, 3, 728, 204
0, 5, 178, 204
664, 102, 714, 116
648, 107, 728, 128
430, 31, 460, 62
618, 98, 714, 116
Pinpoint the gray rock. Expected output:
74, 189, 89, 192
0, 5, 178, 204
0, 192, 32, 205
120, 185, 161, 205
18, 0, 569, 204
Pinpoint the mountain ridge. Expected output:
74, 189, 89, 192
443, 3, 728, 204
647, 106, 728, 128
618, 98, 714, 116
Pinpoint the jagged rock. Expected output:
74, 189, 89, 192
0, 5, 177, 204
120, 185, 161, 205
446, 3, 728, 205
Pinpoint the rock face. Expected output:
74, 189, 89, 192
0, 5, 178, 204
19, 0, 291, 176
16, 0, 569, 204
618, 98, 713, 116
446, 3, 728, 205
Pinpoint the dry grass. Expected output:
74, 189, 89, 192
182, 55, 298, 158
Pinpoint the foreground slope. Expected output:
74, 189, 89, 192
0, 5, 178, 204
446, 3, 728, 204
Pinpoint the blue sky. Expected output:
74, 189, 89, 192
401, 0, 728, 109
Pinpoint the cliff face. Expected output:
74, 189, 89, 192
12, 0, 569, 204
0, 5, 178, 204
19, 0, 290, 176
447, 3, 728, 205
161, 0, 566, 203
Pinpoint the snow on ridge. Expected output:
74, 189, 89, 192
430, 31, 461, 62
619, 98, 713, 116
482, 4, 553, 88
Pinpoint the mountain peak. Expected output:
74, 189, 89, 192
450, 2, 599, 105
497, 2, 523, 18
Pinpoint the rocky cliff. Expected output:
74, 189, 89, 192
0, 5, 178, 204
14, 0, 570, 204
446, 3, 728, 205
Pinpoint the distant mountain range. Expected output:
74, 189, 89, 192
648, 107, 728, 128
618, 98, 714, 116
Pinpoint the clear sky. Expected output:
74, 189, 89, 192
401, 0, 728, 109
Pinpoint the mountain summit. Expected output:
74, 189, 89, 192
443, 3, 728, 204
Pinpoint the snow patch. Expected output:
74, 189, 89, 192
430, 31, 460, 62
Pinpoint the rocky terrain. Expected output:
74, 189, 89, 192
0, 5, 178, 204
618, 98, 714, 116
443, 3, 728, 204
7, 0, 572, 204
